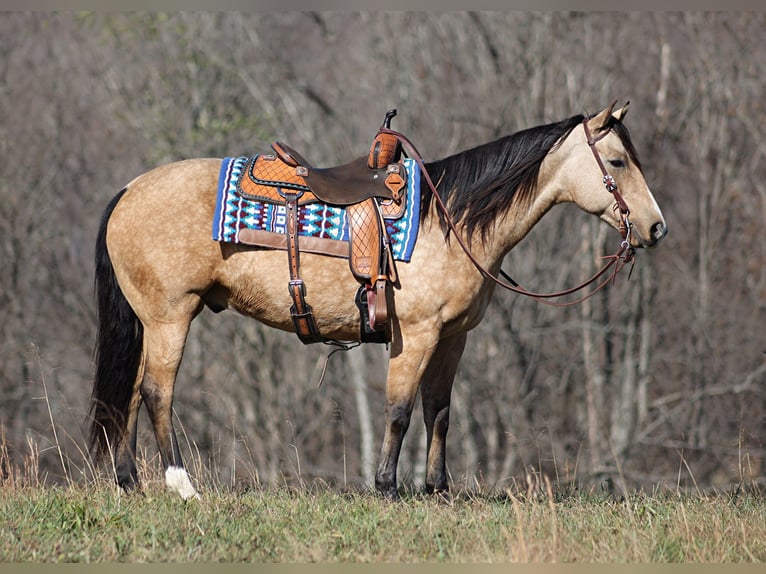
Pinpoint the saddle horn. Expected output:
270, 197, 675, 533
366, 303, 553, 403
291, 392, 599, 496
382, 108, 397, 129
369, 109, 402, 169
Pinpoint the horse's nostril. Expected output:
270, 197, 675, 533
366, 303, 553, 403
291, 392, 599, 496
651, 221, 667, 242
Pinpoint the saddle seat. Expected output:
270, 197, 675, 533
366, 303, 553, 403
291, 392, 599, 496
270, 141, 406, 206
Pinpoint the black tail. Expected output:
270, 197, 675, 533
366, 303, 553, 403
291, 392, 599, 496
89, 188, 144, 458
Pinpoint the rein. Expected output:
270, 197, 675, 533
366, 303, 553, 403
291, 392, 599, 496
380, 121, 637, 306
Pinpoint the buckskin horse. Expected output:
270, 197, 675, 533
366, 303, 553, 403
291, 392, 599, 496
89, 102, 667, 500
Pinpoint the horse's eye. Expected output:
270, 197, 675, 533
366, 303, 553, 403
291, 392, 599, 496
608, 159, 626, 169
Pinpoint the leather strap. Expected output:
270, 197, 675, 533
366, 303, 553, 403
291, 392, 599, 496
372, 278, 389, 330
384, 163, 406, 203
378, 125, 637, 307
284, 192, 324, 343
582, 118, 632, 237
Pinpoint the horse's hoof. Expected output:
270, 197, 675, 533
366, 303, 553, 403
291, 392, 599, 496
376, 483, 400, 501
117, 475, 141, 495
433, 489, 452, 504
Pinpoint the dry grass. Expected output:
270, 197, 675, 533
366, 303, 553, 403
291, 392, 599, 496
2, 356, 764, 562
2, 449, 765, 562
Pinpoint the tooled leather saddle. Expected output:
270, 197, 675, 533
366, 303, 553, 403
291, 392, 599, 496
240, 109, 407, 345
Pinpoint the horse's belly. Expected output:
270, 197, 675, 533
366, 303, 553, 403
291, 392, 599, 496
211, 247, 364, 339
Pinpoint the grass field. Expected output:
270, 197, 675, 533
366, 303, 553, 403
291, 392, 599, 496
2, 471, 765, 562
2, 417, 764, 563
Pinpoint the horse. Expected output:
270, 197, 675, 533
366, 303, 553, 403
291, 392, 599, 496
89, 102, 667, 500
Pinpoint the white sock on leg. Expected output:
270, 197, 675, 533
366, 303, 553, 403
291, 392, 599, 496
165, 466, 201, 500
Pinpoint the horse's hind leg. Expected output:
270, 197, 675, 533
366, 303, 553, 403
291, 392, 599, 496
114, 367, 143, 492
419, 332, 467, 495
141, 314, 201, 500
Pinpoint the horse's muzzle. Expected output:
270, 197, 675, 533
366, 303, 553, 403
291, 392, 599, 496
651, 220, 668, 243
640, 220, 668, 248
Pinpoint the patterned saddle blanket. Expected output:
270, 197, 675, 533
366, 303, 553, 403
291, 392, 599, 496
212, 155, 421, 262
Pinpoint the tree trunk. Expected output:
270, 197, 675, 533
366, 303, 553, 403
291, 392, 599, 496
347, 347, 375, 486
582, 221, 610, 478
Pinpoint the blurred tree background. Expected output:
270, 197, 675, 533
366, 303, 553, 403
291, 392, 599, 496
1, 12, 764, 493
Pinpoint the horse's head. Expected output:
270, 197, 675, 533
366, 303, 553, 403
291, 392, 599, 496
558, 101, 667, 248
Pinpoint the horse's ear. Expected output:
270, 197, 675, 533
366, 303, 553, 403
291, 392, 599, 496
587, 100, 619, 132
613, 100, 630, 122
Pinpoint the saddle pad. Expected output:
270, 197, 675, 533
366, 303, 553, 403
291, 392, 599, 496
212, 155, 421, 262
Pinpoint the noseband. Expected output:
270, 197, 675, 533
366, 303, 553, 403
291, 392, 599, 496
380, 121, 637, 306
582, 117, 634, 247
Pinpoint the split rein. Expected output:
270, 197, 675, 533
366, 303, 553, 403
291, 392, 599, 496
380, 120, 637, 307
313, 119, 636, 383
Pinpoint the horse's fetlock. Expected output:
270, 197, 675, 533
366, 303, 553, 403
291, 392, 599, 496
425, 476, 449, 494
376, 480, 400, 501
375, 465, 399, 500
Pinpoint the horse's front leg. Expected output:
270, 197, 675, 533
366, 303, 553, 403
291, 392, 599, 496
375, 326, 441, 500
420, 331, 467, 495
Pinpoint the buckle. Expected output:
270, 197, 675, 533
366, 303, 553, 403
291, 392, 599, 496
278, 188, 304, 201
288, 279, 306, 297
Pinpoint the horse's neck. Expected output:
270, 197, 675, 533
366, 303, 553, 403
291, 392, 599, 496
480, 182, 560, 268
422, 149, 566, 276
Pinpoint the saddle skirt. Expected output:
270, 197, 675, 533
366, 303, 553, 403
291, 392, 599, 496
212, 154, 422, 263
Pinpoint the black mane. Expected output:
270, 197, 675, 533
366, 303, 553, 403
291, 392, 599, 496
419, 113, 640, 243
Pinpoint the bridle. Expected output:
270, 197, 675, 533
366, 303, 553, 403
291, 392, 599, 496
582, 117, 634, 247
380, 118, 638, 306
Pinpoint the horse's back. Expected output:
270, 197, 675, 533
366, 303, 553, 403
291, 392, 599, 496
121, 157, 222, 205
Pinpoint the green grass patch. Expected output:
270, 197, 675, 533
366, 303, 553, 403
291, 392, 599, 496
2, 481, 765, 562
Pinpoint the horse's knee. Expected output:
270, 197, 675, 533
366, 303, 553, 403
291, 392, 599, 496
388, 401, 413, 434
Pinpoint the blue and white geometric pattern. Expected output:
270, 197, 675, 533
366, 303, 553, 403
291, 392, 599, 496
212, 155, 421, 262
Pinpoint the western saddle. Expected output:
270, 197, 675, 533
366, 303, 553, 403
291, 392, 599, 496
240, 109, 407, 345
